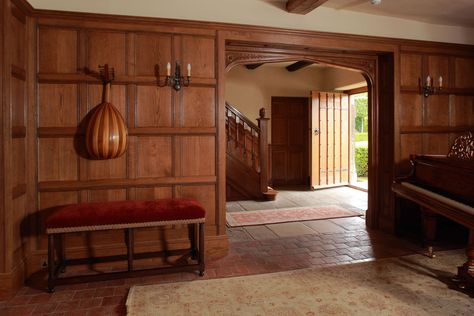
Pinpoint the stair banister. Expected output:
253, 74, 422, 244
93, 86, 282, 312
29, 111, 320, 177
257, 108, 270, 194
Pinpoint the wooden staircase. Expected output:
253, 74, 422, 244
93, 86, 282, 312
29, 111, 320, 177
225, 102, 277, 201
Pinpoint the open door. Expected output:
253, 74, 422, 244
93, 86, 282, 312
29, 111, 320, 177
311, 91, 350, 189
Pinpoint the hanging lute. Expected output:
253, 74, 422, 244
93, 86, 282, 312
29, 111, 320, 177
85, 64, 128, 159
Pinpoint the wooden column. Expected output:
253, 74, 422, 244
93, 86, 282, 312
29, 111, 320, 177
457, 229, 474, 287
257, 108, 270, 194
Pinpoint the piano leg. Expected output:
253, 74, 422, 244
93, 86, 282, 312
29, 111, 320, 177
455, 229, 474, 289
421, 208, 437, 258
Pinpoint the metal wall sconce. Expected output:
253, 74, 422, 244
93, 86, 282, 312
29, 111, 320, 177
420, 75, 442, 97
157, 61, 191, 91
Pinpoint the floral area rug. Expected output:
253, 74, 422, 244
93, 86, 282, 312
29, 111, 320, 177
226, 205, 361, 227
127, 250, 474, 315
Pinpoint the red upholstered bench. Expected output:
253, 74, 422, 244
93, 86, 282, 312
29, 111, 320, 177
44, 199, 205, 292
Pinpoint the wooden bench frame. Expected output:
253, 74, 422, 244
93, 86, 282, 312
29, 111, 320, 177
47, 221, 205, 292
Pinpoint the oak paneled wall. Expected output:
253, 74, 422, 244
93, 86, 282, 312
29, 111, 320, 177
0, 0, 35, 298
33, 24, 220, 272
399, 52, 474, 174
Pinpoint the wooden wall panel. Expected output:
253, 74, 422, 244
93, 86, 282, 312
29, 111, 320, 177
180, 87, 215, 127
136, 136, 172, 178
135, 186, 173, 200
11, 139, 26, 187
422, 133, 450, 154
38, 138, 77, 181
427, 55, 450, 88
9, 9, 25, 68
11, 77, 25, 127
39, 84, 78, 127
88, 189, 127, 202
455, 57, 474, 88
424, 95, 449, 126
399, 134, 422, 174
177, 136, 215, 177
400, 53, 422, 87
135, 33, 172, 76
87, 31, 126, 75
400, 93, 422, 126
181, 36, 215, 79
86, 154, 127, 180
136, 86, 172, 127
38, 28, 78, 74
451, 96, 474, 126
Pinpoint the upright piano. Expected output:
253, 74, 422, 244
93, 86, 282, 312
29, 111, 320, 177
392, 131, 474, 288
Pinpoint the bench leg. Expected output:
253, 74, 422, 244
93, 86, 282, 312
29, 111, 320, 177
59, 234, 66, 273
198, 223, 205, 276
125, 228, 134, 272
47, 234, 55, 293
190, 223, 198, 260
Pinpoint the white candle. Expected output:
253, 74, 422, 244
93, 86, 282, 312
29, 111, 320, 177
438, 76, 443, 88
166, 62, 171, 76
187, 63, 191, 77
426, 75, 431, 87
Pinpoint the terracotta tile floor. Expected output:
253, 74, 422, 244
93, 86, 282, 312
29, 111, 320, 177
1, 215, 439, 316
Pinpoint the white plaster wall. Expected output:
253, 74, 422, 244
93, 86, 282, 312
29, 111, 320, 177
225, 63, 365, 140
28, 0, 474, 45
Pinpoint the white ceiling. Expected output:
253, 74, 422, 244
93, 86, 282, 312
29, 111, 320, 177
322, 0, 474, 27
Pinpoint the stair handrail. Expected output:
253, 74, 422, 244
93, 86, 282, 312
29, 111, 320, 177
225, 102, 260, 132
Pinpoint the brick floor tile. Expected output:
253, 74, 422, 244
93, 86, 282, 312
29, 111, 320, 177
102, 296, 125, 306
72, 289, 96, 300
32, 302, 58, 314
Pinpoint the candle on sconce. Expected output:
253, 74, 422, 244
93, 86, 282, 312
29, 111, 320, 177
438, 76, 443, 88
426, 75, 431, 87
166, 62, 171, 76
187, 63, 191, 77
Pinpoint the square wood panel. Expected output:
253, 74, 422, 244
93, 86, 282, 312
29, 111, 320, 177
177, 136, 215, 177
39, 28, 78, 74
12, 195, 26, 250
10, 12, 26, 69
181, 36, 215, 79
135, 186, 173, 200
12, 139, 26, 187
427, 55, 449, 89
136, 86, 172, 127
399, 134, 422, 174
175, 184, 216, 223
39, 138, 78, 182
455, 57, 474, 89
88, 31, 126, 75
11, 77, 25, 127
422, 134, 450, 155
180, 87, 215, 127
85, 153, 127, 180
399, 93, 422, 127
424, 95, 449, 126
135, 33, 172, 76
451, 96, 474, 126
136, 136, 172, 178
88, 189, 127, 202
400, 53, 422, 87
39, 84, 78, 127
39, 191, 79, 210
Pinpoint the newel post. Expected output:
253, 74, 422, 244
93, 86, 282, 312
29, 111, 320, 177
257, 108, 270, 194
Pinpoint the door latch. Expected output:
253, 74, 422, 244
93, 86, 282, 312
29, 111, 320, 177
314, 128, 320, 135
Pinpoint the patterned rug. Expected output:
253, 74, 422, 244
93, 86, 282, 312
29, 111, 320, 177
226, 205, 361, 227
126, 250, 474, 315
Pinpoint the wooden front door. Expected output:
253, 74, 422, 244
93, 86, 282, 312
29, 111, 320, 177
271, 97, 309, 186
311, 92, 350, 189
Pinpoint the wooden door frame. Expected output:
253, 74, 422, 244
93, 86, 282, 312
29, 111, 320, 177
270, 96, 310, 187
221, 40, 396, 231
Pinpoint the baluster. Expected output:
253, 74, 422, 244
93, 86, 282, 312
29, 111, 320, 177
243, 123, 247, 161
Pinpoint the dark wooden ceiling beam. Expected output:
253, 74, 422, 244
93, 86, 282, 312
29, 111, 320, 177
245, 63, 264, 70
286, 61, 314, 72
286, 0, 329, 14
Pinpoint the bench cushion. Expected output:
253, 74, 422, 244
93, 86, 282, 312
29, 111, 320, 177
45, 199, 206, 233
